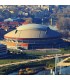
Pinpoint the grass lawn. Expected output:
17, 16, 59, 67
0, 59, 24, 65
8, 48, 70, 56
24, 49, 70, 56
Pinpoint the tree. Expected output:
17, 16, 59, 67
2, 10, 11, 19
57, 17, 70, 30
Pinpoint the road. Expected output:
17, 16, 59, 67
0, 57, 53, 67
0, 54, 70, 67
57, 57, 70, 67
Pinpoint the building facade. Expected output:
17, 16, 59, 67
0, 44, 7, 55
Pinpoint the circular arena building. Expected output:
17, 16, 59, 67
4, 24, 62, 49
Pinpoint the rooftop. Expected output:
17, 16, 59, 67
17, 24, 48, 31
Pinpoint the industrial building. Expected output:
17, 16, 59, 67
4, 24, 67, 50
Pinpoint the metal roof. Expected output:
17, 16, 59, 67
4, 24, 61, 39
17, 24, 48, 31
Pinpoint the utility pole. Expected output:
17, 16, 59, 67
59, 58, 62, 75
55, 54, 62, 75
55, 54, 59, 74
